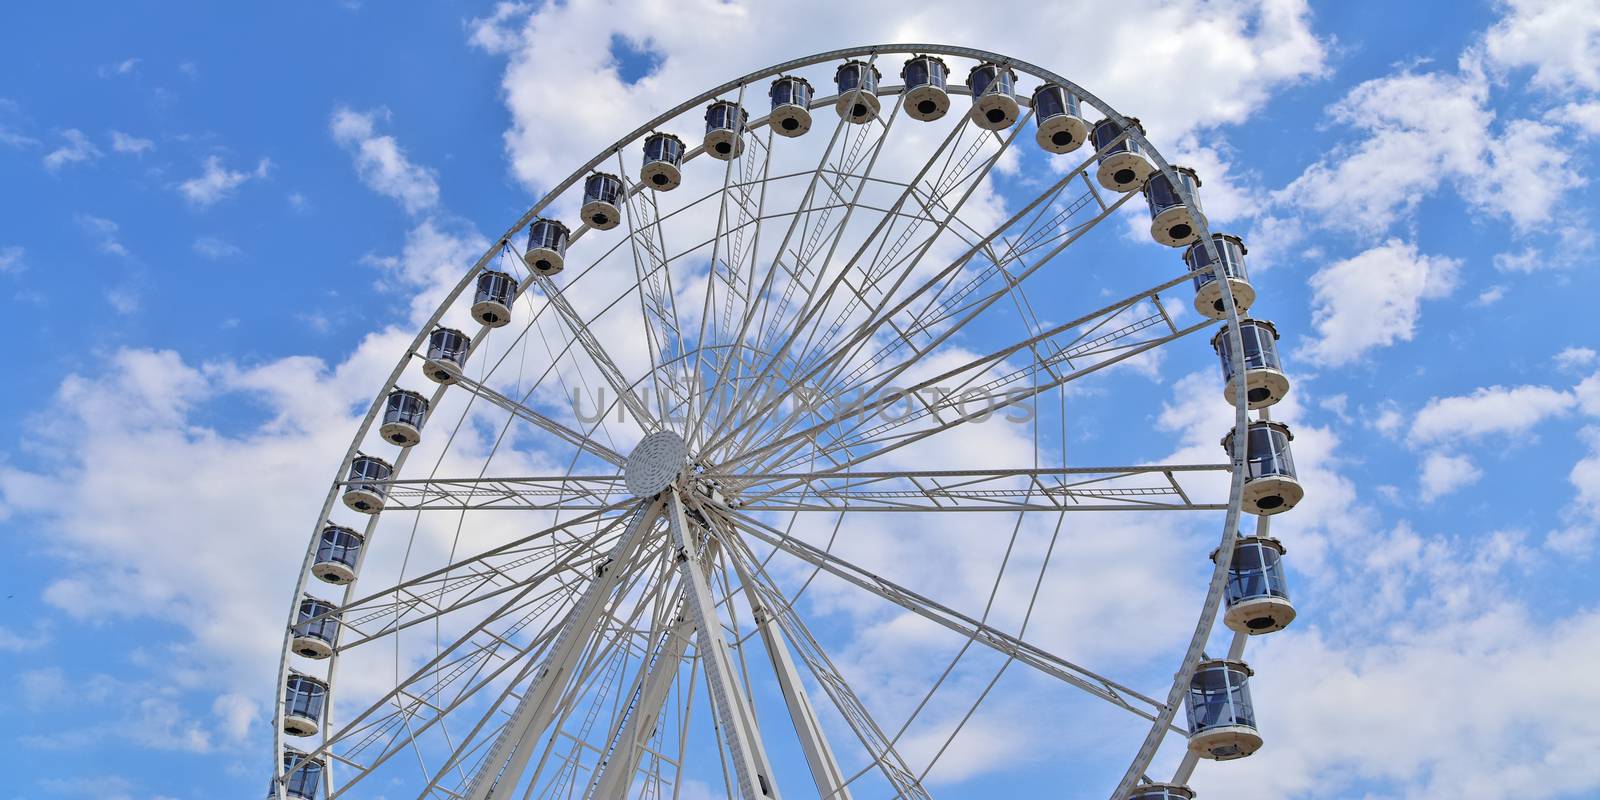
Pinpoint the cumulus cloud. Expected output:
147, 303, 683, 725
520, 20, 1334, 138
1277, 10, 1591, 238
480, 0, 1327, 192
1410, 384, 1578, 445
178, 155, 270, 207
1549, 99, 1600, 136
1555, 346, 1597, 372
43, 128, 103, 172
329, 106, 440, 214
1484, 0, 1600, 92
465, 1, 532, 55
1419, 451, 1484, 501
1299, 240, 1460, 366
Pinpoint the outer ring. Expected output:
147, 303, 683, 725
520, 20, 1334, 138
270, 43, 1251, 800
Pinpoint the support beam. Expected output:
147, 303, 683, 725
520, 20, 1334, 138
585, 611, 695, 799
465, 500, 663, 800
750, 590, 852, 799
667, 489, 781, 799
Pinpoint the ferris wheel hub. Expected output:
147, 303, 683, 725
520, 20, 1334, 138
624, 430, 690, 497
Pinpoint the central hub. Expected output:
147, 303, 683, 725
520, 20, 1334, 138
624, 430, 690, 498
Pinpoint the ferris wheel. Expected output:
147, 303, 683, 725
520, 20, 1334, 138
269, 44, 1304, 800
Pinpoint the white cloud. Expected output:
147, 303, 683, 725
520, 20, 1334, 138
1299, 239, 1460, 366
466, 1, 532, 55
1196, 605, 1600, 798
483, 0, 1327, 192
1278, 4, 1593, 238
1484, 0, 1600, 92
74, 213, 130, 258
191, 236, 240, 259
1, 98, 39, 148
1419, 451, 1484, 501
43, 128, 103, 172
0, 623, 48, 652
1549, 100, 1600, 136
1493, 246, 1544, 273
1277, 63, 1490, 233
329, 106, 440, 214
1555, 346, 1597, 371
1473, 284, 1508, 306
104, 287, 140, 315
177, 155, 270, 207
1468, 118, 1585, 230
1410, 384, 1577, 444
97, 58, 141, 78
109, 130, 154, 155
1577, 372, 1600, 416
0, 245, 23, 274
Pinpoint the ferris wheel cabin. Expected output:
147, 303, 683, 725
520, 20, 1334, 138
580, 172, 624, 230
703, 100, 748, 160
282, 673, 328, 737
1184, 234, 1255, 320
966, 62, 1019, 130
1032, 83, 1088, 154
471, 270, 517, 328
273, 749, 324, 799
291, 595, 340, 660
1212, 319, 1289, 409
1091, 117, 1156, 192
1127, 784, 1195, 800
379, 388, 428, 447
769, 75, 814, 136
342, 453, 392, 514
640, 131, 686, 190
523, 218, 570, 276
311, 524, 362, 584
901, 55, 951, 121
1216, 536, 1296, 634
1144, 165, 1204, 246
835, 60, 882, 123
1223, 420, 1303, 516
422, 326, 469, 384
1186, 659, 1262, 760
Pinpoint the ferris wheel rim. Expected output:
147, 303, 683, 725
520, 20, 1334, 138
270, 42, 1260, 800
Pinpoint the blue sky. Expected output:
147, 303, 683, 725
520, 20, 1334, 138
3, 1, 1600, 798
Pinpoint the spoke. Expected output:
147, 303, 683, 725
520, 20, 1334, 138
618, 158, 692, 424
526, 270, 659, 431
327, 504, 631, 640
723, 271, 1210, 479
451, 373, 627, 467
710, 506, 1183, 733
714, 516, 927, 800
719, 464, 1229, 513
318, 578, 576, 797
711, 125, 1136, 468
351, 474, 628, 512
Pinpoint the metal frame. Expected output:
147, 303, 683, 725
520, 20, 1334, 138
271, 43, 1269, 800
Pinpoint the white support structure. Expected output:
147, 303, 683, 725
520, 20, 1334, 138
465, 500, 663, 800
666, 489, 781, 799
751, 601, 852, 799
586, 611, 696, 799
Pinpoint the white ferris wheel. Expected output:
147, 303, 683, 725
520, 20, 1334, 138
270, 44, 1305, 800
